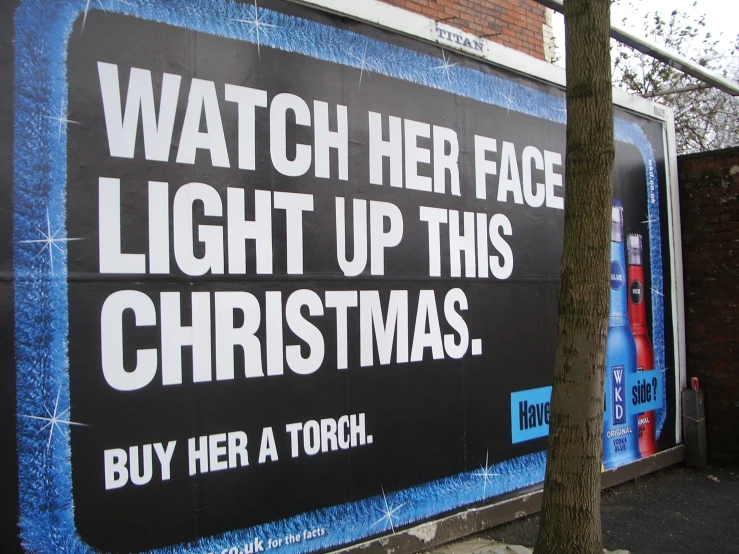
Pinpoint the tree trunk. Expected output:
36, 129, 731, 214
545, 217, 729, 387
534, 0, 615, 553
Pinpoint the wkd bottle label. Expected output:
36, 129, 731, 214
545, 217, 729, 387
611, 365, 626, 425
610, 261, 625, 290
630, 280, 643, 304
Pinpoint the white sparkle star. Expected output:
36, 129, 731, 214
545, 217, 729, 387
473, 449, 501, 499
501, 83, 519, 114
230, 0, 277, 58
649, 287, 664, 298
641, 213, 657, 225
44, 100, 81, 140
21, 386, 89, 452
348, 37, 381, 90
15, 208, 83, 276
431, 49, 457, 85
81, 0, 108, 33
552, 103, 567, 119
372, 486, 405, 533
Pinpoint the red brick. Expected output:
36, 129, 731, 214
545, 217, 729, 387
377, 0, 546, 59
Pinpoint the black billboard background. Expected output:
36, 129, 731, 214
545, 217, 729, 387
1, 0, 678, 552
66, 10, 565, 551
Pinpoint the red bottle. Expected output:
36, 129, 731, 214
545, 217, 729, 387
627, 233, 658, 457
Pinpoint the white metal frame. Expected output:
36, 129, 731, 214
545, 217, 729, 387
289, 0, 687, 443
663, 114, 687, 443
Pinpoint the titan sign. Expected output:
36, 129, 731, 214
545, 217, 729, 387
0, 1, 679, 552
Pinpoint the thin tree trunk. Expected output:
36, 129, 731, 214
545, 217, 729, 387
534, 0, 614, 552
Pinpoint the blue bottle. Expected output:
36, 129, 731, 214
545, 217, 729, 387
603, 201, 641, 469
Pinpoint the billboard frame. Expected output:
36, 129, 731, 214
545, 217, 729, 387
7, 0, 686, 552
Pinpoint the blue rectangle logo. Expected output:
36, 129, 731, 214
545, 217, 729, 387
627, 371, 663, 414
510, 386, 552, 444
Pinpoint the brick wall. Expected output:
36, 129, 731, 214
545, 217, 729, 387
678, 146, 739, 463
379, 0, 548, 60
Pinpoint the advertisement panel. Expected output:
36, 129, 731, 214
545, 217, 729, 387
0, 0, 681, 552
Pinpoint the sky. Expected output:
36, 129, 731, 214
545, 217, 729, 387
551, 0, 739, 71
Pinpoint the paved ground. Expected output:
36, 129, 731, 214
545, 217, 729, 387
431, 463, 739, 554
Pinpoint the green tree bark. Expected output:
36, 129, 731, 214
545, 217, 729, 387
534, 0, 615, 552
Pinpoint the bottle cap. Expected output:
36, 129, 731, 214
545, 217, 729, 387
627, 233, 642, 265
611, 201, 624, 243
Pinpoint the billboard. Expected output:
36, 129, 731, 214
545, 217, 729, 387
0, 0, 682, 552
